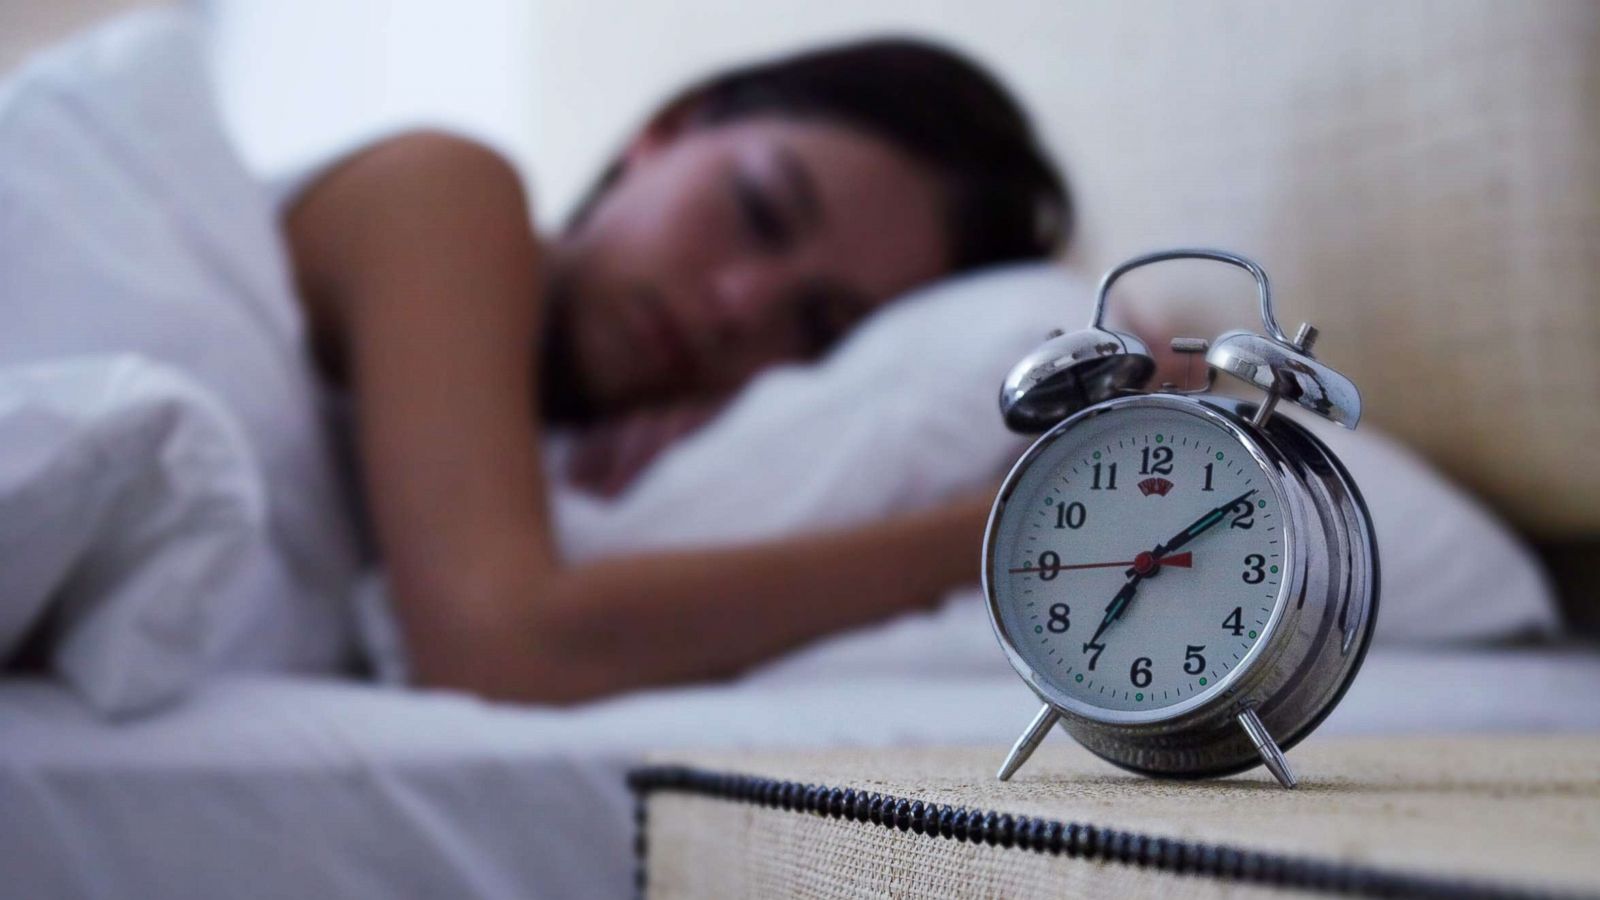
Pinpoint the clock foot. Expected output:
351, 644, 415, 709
997, 704, 1060, 781
1237, 708, 1297, 789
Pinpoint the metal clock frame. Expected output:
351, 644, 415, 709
984, 248, 1380, 788
983, 380, 1379, 788
985, 395, 1376, 781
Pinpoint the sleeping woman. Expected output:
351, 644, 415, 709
281, 39, 1069, 702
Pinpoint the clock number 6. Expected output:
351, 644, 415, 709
1241, 554, 1267, 584
1129, 656, 1152, 688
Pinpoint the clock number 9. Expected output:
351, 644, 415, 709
1241, 554, 1266, 584
1129, 656, 1152, 688
1038, 551, 1062, 580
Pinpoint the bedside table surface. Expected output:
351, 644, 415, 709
638, 735, 1600, 897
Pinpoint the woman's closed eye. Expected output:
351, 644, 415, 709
732, 169, 794, 253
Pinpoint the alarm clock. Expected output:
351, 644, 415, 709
983, 248, 1378, 788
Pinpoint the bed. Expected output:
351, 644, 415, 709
3, 647, 1598, 899
1, 3, 1597, 898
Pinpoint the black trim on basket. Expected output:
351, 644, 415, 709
627, 764, 1583, 900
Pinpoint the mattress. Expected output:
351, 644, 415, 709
1, 647, 1597, 899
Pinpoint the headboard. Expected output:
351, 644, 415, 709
1029, 0, 1599, 542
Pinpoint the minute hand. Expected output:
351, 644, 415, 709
1151, 489, 1259, 560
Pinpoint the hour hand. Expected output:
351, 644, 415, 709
1088, 577, 1141, 646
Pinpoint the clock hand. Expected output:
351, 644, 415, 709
1087, 576, 1142, 647
1150, 489, 1258, 559
1088, 490, 1259, 645
1008, 552, 1192, 575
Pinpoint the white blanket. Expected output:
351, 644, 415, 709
0, 11, 364, 712
0, 357, 298, 716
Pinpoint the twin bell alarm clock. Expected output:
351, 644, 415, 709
983, 248, 1378, 788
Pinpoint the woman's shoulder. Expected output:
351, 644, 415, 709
281, 128, 537, 303
280, 128, 530, 223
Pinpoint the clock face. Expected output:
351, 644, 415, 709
986, 398, 1293, 721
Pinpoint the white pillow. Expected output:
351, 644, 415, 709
746, 407, 1560, 687
1293, 410, 1557, 644
547, 263, 1078, 557
360, 262, 1558, 682
552, 259, 1555, 643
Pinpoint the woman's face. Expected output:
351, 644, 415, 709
548, 116, 950, 416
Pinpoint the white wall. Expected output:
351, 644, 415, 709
201, 0, 538, 193
194, 0, 1210, 247
199, 0, 1091, 232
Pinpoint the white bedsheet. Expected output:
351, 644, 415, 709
1, 647, 1595, 900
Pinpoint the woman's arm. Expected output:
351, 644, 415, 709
464, 492, 990, 703
285, 130, 988, 704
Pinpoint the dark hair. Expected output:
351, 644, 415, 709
568, 37, 1071, 269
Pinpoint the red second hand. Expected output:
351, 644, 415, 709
1009, 552, 1193, 575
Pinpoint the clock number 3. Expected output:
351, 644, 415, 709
1241, 554, 1267, 584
